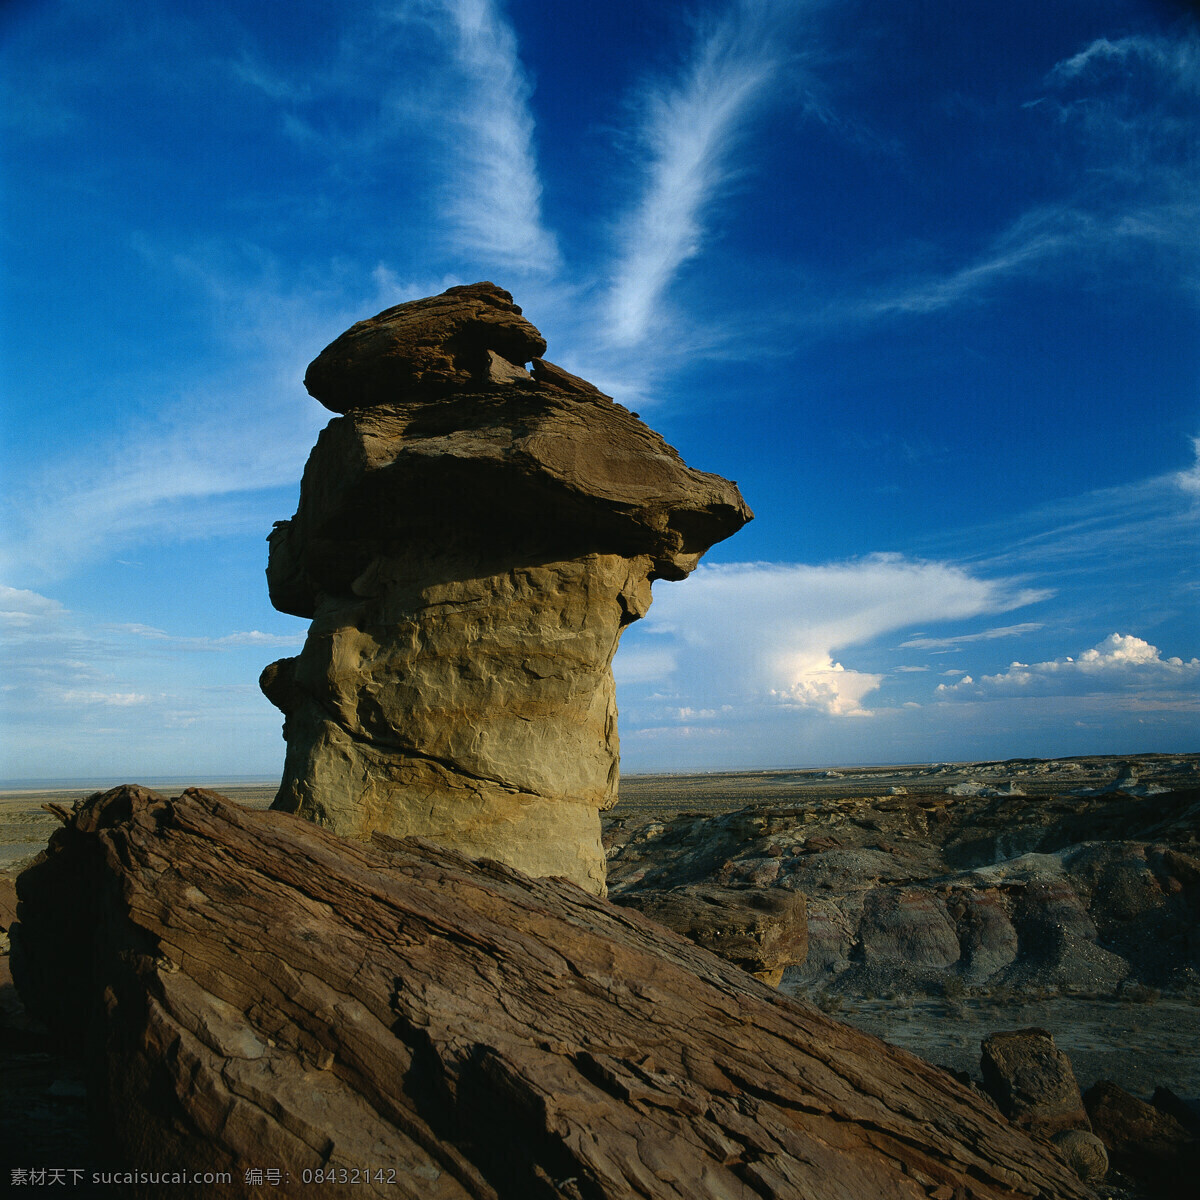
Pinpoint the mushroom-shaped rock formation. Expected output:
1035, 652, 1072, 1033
262, 283, 751, 893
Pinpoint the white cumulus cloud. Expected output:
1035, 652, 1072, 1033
616, 554, 1050, 719
769, 657, 881, 718
937, 633, 1200, 698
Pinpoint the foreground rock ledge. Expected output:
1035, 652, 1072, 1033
262, 282, 752, 894
12, 786, 1092, 1200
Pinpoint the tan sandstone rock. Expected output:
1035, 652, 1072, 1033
263, 283, 751, 893
303, 281, 547, 408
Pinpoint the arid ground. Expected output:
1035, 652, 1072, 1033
2, 754, 1198, 1181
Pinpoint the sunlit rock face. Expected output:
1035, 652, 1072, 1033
262, 283, 751, 893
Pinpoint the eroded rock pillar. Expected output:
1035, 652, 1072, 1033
262, 283, 751, 893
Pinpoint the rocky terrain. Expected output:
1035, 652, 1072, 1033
261, 282, 750, 894
606, 755, 1200, 1000
6, 784, 1096, 1199
1, 278, 1194, 1195
604, 755, 1200, 1194
3, 758, 1199, 1196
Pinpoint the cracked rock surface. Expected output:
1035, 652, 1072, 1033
10, 786, 1095, 1200
262, 283, 750, 894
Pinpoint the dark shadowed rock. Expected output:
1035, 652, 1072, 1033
1152, 1085, 1200, 1137
11, 785, 1095, 1200
1084, 1078, 1200, 1191
304, 282, 547, 410
264, 284, 751, 894
611, 884, 807, 987
0, 872, 15, 941
979, 1028, 1090, 1137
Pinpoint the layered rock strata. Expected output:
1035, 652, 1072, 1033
11, 786, 1095, 1200
605, 784, 1200, 994
262, 283, 750, 893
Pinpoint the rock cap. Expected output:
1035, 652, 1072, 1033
305, 282, 548, 411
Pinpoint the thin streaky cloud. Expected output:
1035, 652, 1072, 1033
858, 200, 1199, 319
853, 27, 1200, 323
1178, 437, 1200, 498
964, 468, 1199, 576
862, 207, 1089, 317
229, 53, 313, 105
1048, 32, 1200, 93
0, 227, 463, 585
604, 1, 801, 347
105, 624, 304, 651
899, 623, 1045, 652
437, 0, 559, 272
0, 252, 397, 582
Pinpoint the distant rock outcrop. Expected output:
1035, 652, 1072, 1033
262, 283, 751, 893
606, 786, 1200, 994
10, 785, 1095, 1200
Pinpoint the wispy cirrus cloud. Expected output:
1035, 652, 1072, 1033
0, 0, 558, 584
604, 1, 810, 346
227, 0, 557, 274
850, 26, 1200, 321
1048, 32, 1200, 99
859, 206, 1093, 317
0, 583, 295, 778
1177, 436, 1200, 498
0, 244, 427, 584
966, 446, 1200, 579
858, 196, 1198, 318
899, 623, 1045, 652
0, 584, 67, 628
106, 623, 303, 652
434, 0, 559, 273
0, 331, 324, 583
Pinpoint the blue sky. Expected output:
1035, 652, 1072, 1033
1, 0, 1197, 782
